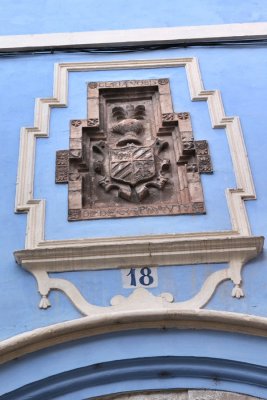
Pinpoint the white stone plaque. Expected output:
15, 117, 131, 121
121, 267, 158, 288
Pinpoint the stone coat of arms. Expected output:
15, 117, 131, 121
55, 79, 212, 220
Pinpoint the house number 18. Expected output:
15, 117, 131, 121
121, 267, 158, 288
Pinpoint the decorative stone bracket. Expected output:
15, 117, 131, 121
14, 235, 263, 315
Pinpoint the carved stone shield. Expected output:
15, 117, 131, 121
109, 144, 156, 186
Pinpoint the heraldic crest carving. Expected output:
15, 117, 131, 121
56, 79, 212, 220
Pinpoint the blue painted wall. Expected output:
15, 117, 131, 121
1, 47, 267, 340
36, 59, 234, 240
1, 2, 267, 399
2, 330, 267, 399
0, 0, 267, 35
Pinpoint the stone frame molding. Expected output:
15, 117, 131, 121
14, 57, 264, 315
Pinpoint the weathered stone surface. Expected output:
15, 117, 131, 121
188, 390, 260, 399
94, 390, 260, 400
56, 79, 213, 220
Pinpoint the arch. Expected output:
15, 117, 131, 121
1, 356, 266, 399
1, 323, 267, 399
1, 309, 267, 365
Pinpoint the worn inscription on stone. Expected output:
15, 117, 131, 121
68, 203, 204, 221
55, 78, 212, 220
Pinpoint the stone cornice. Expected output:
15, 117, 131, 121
15, 235, 263, 270
0, 22, 267, 52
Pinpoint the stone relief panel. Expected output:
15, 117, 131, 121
56, 79, 212, 220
